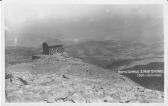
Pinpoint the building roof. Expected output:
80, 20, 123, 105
48, 45, 63, 48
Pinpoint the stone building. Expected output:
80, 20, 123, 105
42, 42, 64, 55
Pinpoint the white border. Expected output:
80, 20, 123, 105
1, 0, 167, 106
164, 0, 168, 105
1, 0, 5, 105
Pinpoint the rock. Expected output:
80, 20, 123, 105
18, 78, 29, 85
70, 93, 86, 103
46, 96, 56, 103
102, 96, 118, 103
56, 99, 64, 103
62, 74, 70, 79
7, 95, 22, 102
5, 73, 13, 79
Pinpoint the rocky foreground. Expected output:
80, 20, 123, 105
5, 54, 164, 103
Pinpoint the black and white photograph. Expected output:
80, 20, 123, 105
1, 0, 167, 104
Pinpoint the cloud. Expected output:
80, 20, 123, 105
5, 1, 163, 47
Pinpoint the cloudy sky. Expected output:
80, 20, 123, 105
5, 0, 163, 47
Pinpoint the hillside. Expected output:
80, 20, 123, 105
65, 40, 163, 68
65, 40, 164, 91
5, 46, 41, 66
5, 54, 163, 103
5, 40, 164, 92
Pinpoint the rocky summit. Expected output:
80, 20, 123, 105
5, 53, 164, 103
